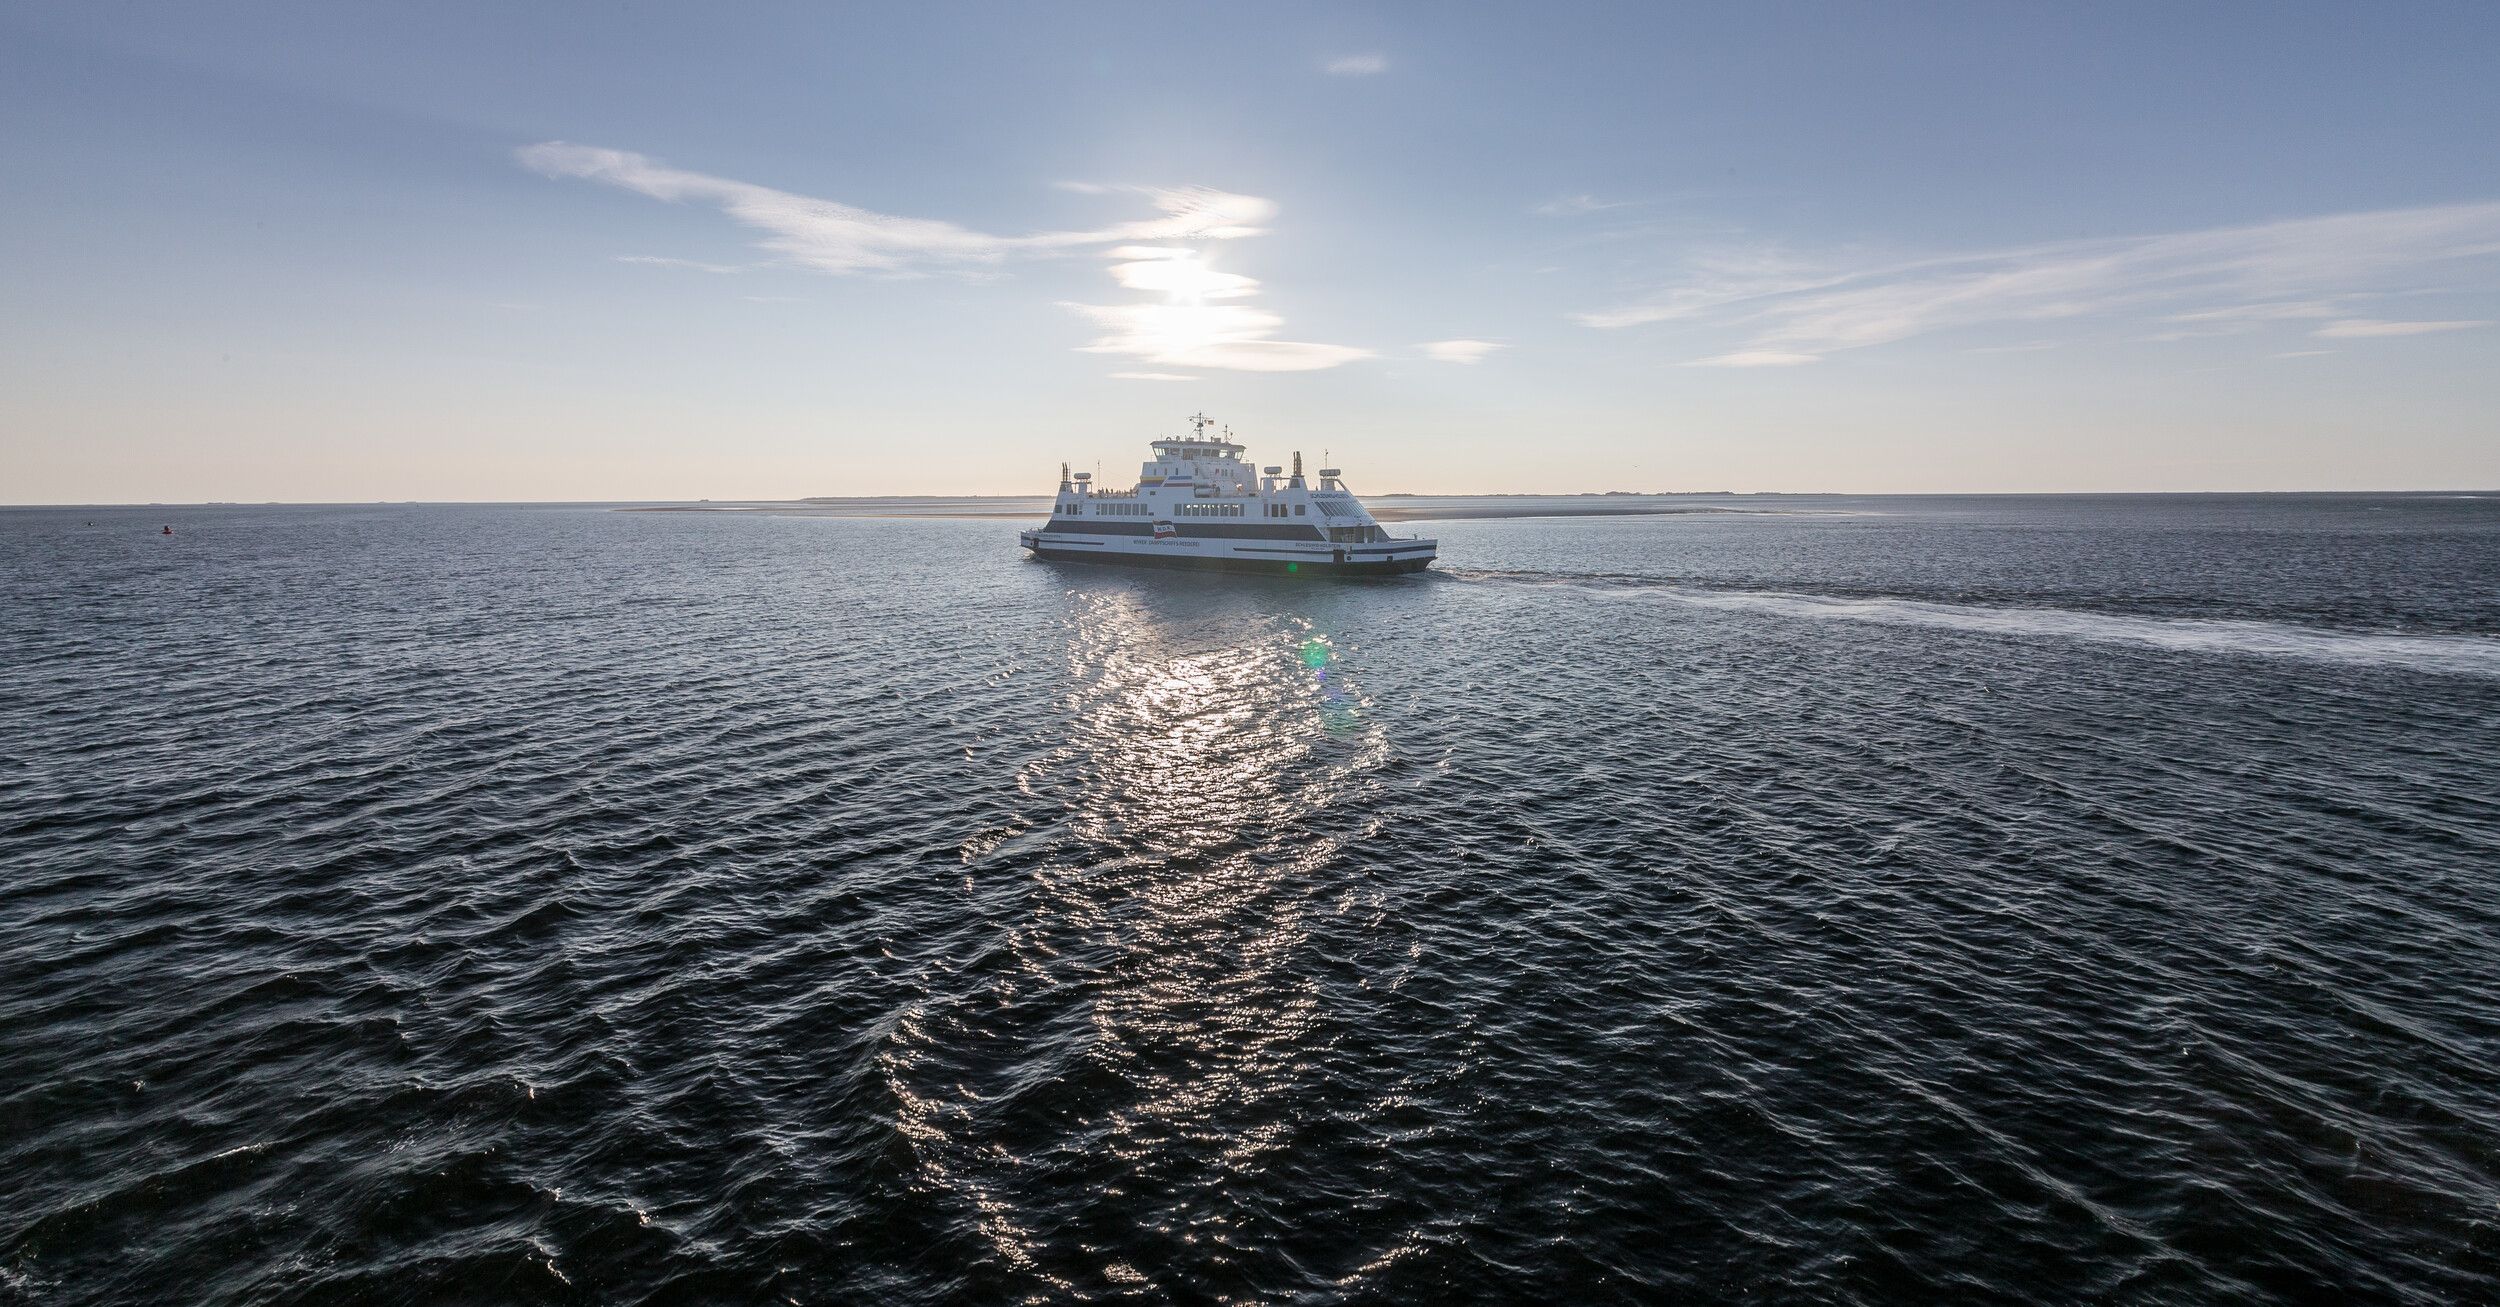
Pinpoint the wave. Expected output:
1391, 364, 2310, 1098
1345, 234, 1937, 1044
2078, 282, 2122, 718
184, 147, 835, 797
1444, 571, 2500, 677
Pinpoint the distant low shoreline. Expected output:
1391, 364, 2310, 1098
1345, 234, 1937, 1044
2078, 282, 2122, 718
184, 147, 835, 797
613, 497, 1769, 523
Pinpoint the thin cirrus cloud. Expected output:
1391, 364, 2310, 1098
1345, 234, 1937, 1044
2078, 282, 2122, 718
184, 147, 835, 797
1324, 54, 1387, 75
1581, 200, 2500, 366
1535, 194, 1633, 217
520, 143, 1267, 272
613, 254, 753, 274
1420, 339, 1505, 364
2312, 318, 2491, 338
520, 142, 1368, 372
1686, 351, 1821, 369
2162, 300, 2344, 322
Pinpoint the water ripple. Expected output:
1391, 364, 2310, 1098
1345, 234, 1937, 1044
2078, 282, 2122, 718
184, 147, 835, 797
2, 501, 2497, 1303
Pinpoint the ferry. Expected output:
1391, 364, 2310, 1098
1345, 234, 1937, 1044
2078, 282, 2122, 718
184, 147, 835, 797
1019, 414, 1437, 575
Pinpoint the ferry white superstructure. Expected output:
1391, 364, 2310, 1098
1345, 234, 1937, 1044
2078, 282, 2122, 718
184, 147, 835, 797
1019, 414, 1437, 575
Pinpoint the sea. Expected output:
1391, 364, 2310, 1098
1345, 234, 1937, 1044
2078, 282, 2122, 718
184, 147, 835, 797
3, 493, 2496, 1304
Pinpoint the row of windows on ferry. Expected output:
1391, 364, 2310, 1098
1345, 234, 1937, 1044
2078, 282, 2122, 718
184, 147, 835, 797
1063, 502, 1309, 517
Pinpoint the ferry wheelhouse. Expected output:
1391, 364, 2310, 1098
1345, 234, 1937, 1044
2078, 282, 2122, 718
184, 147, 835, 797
1019, 414, 1437, 575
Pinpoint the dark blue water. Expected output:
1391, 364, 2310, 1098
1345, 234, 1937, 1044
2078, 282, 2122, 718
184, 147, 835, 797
4, 495, 2497, 1304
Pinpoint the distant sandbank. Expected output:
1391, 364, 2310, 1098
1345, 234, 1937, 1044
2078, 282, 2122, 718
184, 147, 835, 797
617, 496, 1767, 523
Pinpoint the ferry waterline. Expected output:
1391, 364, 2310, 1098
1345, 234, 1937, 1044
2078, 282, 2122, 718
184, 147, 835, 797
1018, 415, 1437, 576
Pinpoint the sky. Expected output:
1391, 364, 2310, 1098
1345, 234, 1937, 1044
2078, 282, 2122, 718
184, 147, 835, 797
3, 1, 2496, 501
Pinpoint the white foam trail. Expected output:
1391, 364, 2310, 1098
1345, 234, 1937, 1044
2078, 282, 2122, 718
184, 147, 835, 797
1554, 581, 2500, 677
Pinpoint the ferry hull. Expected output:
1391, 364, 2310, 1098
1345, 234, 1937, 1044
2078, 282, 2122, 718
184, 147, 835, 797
1027, 546, 1433, 577
1020, 529, 1435, 577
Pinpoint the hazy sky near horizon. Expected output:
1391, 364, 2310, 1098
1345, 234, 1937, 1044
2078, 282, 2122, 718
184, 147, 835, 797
4, 1, 2497, 501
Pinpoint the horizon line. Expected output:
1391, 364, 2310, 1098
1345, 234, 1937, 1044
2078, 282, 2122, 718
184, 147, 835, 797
7, 488, 2497, 510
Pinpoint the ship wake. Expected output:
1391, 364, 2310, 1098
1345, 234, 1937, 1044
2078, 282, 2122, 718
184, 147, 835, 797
1441, 570, 2500, 677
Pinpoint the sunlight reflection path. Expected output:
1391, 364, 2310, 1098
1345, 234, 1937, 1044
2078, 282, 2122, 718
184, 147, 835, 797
876, 582, 1395, 1294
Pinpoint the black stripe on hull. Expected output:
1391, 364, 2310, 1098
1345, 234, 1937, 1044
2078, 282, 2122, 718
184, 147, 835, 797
1027, 547, 1432, 577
